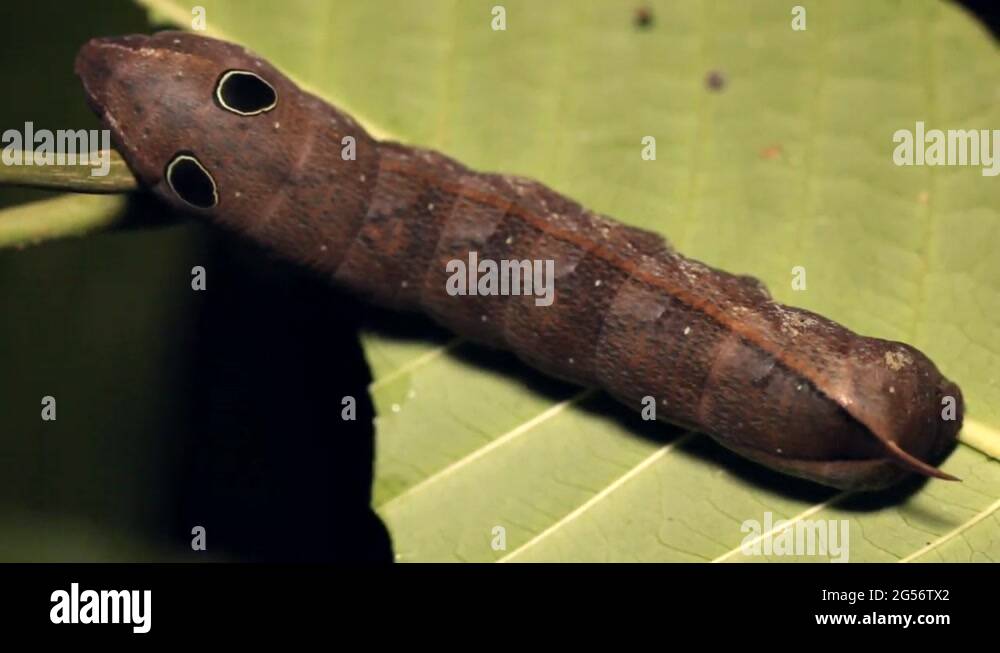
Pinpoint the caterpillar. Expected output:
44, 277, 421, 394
74, 32, 963, 491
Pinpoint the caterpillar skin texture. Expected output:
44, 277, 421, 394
75, 32, 963, 491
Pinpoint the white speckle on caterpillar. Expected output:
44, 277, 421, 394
427, 203, 435, 211
594, 279, 602, 287
677, 258, 708, 284
360, 174, 366, 182
480, 315, 488, 322
683, 326, 691, 335
234, 191, 242, 198
568, 357, 575, 365
400, 280, 409, 288
889, 386, 895, 394
776, 306, 818, 337
273, 122, 280, 130
884, 350, 912, 371
505, 236, 514, 245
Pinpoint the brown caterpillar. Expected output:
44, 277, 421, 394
75, 32, 963, 491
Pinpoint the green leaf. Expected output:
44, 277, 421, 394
129, 0, 1000, 560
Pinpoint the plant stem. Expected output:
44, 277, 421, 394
0, 194, 132, 248
0, 150, 138, 248
961, 419, 1000, 462
0, 150, 138, 193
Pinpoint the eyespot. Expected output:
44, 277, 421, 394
165, 153, 218, 209
215, 70, 277, 115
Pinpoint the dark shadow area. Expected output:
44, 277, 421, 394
572, 392, 839, 504
166, 233, 391, 562
836, 476, 934, 512
956, 0, 1000, 39
568, 387, 936, 506
116, 192, 186, 231
351, 296, 453, 347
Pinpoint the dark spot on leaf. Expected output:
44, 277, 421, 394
634, 6, 654, 29
705, 70, 726, 92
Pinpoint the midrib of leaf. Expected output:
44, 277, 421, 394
960, 419, 1000, 461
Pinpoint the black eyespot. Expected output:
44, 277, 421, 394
165, 153, 218, 209
215, 70, 277, 115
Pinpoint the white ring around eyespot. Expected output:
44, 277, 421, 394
215, 70, 278, 116
165, 154, 219, 209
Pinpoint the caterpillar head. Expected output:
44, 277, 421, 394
74, 31, 376, 254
